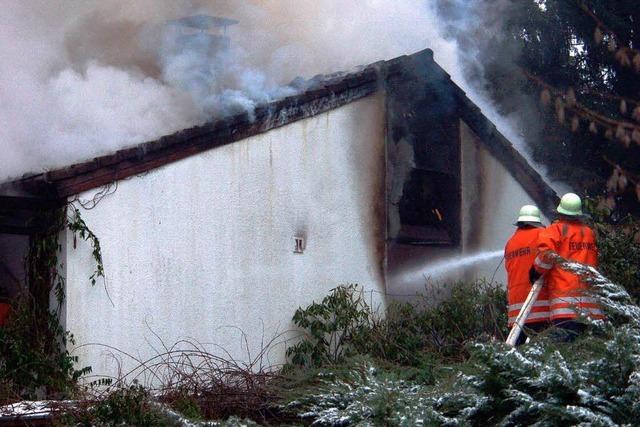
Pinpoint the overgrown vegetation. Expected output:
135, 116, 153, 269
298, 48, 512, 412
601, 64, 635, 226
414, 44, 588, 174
0, 294, 88, 403
379, 280, 507, 364
58, 384, 174, 427
588, 201, 640, 300
7, 266, 640, 425
151, 339, 279, 423
0, 206, 102, 405
3, 212, 640, 426
286, 281, 507, 370
284, 260, 640, 426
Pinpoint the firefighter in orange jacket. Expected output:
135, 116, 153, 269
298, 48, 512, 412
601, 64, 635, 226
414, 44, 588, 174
532, 193, 604, 340
504, 205, 549, 345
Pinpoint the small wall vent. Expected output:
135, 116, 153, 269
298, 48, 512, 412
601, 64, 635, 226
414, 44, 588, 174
294, 236, 305, 254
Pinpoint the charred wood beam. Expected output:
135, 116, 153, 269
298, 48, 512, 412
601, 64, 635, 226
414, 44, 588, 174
453, 88, 559, 218
406, 44, 559, 216
0, 50, 423, 201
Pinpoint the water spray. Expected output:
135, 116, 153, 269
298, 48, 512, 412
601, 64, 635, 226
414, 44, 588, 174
396, 249, 504, 287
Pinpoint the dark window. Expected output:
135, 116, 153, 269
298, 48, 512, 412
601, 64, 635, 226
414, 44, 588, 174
396, 169, 460, 245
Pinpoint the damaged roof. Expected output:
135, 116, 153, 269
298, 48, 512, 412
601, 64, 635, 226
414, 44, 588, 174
0, 48, 558, 231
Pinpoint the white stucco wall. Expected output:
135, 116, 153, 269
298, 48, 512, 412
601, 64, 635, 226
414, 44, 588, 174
460, 120, 549, 285
62, 95, 386, 378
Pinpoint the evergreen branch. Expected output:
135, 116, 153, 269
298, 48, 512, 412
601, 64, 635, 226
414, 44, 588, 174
521, 68, 640, 145
579, 89, 640, 110
602, 156, 639, 186
577, 1, 640, 71
577, 1, 616, 37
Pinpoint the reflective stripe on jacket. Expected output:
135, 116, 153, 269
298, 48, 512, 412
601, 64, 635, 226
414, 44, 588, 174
535, 220, 603, 321
505, 226, 549, 326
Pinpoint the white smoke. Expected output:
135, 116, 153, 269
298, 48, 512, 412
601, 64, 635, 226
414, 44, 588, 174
0, 0, 531, 182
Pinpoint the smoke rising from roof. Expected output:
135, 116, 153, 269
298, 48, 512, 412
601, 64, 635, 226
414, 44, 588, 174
1, 0, 530, 182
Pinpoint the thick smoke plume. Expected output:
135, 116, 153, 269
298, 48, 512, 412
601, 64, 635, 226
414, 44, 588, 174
1, 0, 530, 182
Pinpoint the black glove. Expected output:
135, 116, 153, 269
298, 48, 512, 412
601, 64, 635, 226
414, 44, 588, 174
529, 266, 542, 284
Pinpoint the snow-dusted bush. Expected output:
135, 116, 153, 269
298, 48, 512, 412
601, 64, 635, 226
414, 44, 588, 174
292, 262, 640, 426
289, 365, 455, 426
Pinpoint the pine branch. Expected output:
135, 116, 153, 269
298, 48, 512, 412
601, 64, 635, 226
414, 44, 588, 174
521, 67, 640, 202
521, 68, 640, 146
577, 1, 640, 72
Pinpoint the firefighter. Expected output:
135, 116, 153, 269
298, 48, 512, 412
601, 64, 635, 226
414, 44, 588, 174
504, 204, 549, 345
532, 193, 604, 341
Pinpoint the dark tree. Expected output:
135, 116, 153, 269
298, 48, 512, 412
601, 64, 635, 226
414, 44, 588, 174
449, 0, 640, 218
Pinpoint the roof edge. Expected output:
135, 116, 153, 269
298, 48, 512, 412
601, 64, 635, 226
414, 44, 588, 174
450, 84, 559, 217
2, 54, 405, 199
1, 47, 559, 220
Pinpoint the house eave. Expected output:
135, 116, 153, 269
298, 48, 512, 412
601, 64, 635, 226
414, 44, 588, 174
0, 47, 558, 220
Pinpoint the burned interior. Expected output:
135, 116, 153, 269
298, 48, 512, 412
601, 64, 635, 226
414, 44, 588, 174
385, 53, 461, 246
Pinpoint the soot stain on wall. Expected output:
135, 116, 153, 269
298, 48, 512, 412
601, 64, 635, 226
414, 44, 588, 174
384, 54, 461, 248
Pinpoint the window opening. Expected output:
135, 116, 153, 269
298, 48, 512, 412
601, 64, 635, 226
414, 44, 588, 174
396, 169, 460, 245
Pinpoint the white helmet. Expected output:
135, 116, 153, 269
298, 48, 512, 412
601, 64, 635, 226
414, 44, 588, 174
516, 205, 542, 224
556, 193, 583, 216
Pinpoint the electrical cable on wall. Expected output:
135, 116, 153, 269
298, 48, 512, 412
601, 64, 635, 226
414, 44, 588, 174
70, 181, 118, 210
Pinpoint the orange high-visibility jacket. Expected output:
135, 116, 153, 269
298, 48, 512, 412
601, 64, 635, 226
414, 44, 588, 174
504, 226, 549, 327
534, 220, 604, 321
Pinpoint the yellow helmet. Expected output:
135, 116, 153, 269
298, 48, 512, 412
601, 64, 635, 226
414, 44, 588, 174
516, 205, 542, 224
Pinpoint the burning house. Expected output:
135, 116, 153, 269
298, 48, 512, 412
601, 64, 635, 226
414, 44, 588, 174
0, 48, 557, 376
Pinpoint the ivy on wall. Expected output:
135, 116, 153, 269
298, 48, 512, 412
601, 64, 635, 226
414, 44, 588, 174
1, 204, 104, 403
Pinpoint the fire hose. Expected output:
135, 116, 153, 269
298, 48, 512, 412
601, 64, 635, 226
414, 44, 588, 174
505, 276, 545, 347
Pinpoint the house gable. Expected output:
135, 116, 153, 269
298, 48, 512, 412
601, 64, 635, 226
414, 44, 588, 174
0, 48, 557, 231
0, 47, 563, 376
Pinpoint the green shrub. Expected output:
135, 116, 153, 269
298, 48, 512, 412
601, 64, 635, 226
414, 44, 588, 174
0, 293, 89, 404
61, 384, 174, 427
381, 280, 507, 363
287, 281, 507, 369
168, 392, 203, 421
286, 284, 372, 368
